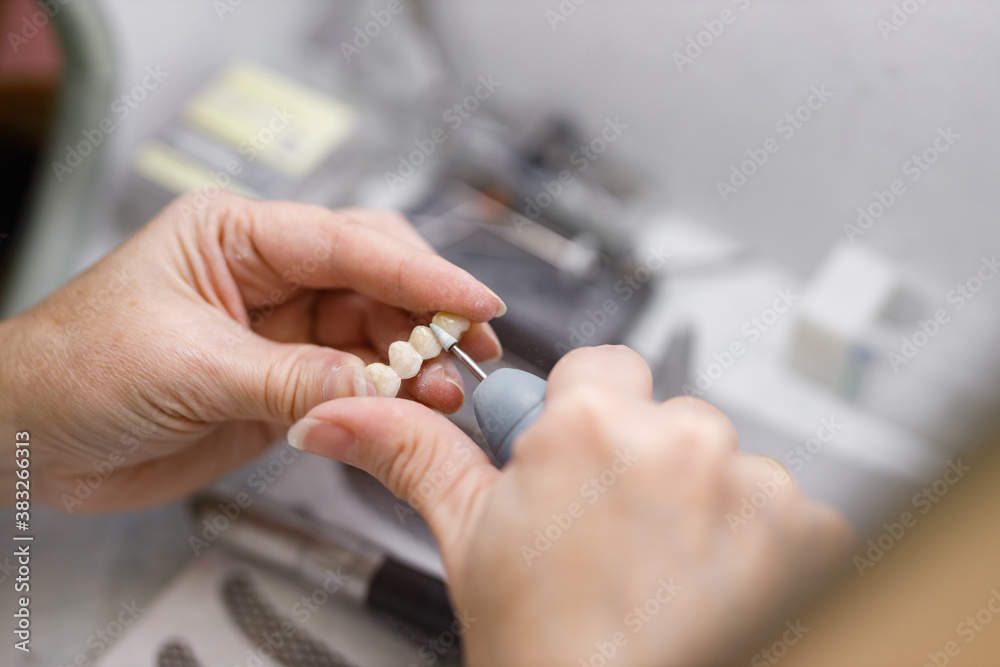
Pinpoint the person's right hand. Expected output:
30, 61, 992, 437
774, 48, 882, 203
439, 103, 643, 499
289, 346, 854, 666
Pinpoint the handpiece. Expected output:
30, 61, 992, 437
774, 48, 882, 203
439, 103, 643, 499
429, 323, 547, 465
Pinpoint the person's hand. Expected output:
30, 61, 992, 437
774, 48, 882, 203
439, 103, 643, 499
290, 346, 854, 666
0, 192, 503, 512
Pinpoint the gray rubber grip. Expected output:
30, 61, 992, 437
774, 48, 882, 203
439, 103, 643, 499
473, 368, 547, 465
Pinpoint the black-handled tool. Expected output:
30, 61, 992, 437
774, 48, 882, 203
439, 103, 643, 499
192, 493, 455, 639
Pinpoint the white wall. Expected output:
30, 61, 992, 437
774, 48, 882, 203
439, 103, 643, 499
430, 0, 1000, 288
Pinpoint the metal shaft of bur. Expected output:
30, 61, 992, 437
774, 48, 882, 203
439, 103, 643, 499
429, 322, 489, 382
448, 343, 488, 382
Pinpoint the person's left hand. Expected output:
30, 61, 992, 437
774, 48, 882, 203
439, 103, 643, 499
0, 192, 504, 512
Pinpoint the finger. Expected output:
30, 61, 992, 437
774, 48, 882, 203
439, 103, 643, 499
313, 292, 502, 362
309, 291, 376, 349
215, 196, 505, 322
658, 395, 740, 452
312, 294, 468, 412
404, 358, 466, 414
246, 290, 318, 344
458, 322, 503, 362
315, 292, 414, 352
71, 421, 277, 512
287, 397, 500, 556
337, 207, 436, 253
547, 345, 653, 401
207, 324, 375, 425
727, 453, 799, 522
799, 503, 857, 567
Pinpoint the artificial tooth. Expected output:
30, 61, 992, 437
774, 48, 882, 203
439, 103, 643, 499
366, 363, 401, 398
389, 341, 423, 380
432, 311, 471, 340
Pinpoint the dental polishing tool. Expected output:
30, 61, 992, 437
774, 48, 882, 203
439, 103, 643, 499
429, 323, 548, 465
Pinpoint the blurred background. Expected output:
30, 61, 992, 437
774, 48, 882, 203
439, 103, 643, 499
1, 1, 999, 665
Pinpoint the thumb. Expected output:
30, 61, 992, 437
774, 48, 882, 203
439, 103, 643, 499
210, 332, 375, 424
287, 397, 500, 554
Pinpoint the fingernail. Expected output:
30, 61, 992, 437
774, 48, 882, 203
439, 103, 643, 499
486, 287, 507, 318
445, 376, 466, 403
323, 365, 374, 401
482, 326, 504, 362
287, 417, 358, 463
750, 454, 796, 484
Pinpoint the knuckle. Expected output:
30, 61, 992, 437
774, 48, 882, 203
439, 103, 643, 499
556, 344, 644, 370
661, 410, 732, 459
264, 346, 322, 422
381, 209, 414, 229
661, 394, 717, 417
167, 189, 246, 222
547, 384, 614, 430
531, 385, 622, 459
810, 504, 856, 551
732, 455, 801, 517
641, 411, 735, 495
370, 410, 438, 503
551, 346, 592, 372
329, 208, 364, 229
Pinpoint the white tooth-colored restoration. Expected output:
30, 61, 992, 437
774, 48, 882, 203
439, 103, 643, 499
388, 341, 423, 379
409, 325, 443, 360
432, 311, 471, 339
366, 363, 401, 398
368, 311, 478, 398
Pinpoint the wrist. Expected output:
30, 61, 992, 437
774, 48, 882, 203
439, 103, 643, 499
0, 313, 48, 471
